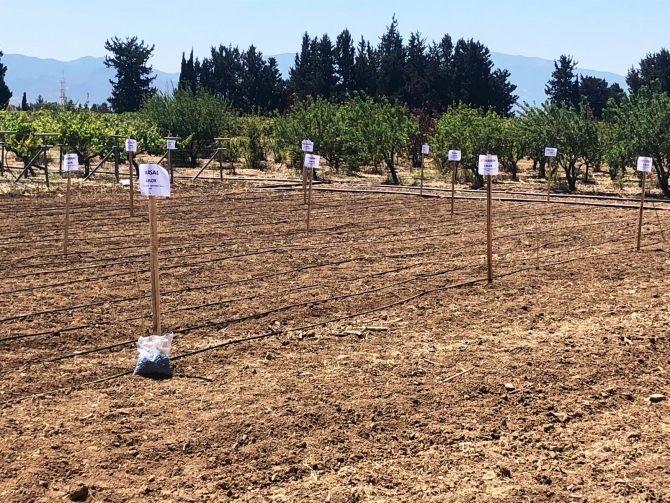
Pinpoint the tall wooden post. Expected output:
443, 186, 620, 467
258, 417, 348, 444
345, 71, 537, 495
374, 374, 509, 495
486, 174, 493, 284
129, 151, 135, 217
63, 170, 72, 254
636, 171, 648, 251
149, 197, 161, 335
451, 161, 457, 218
546, 157, 552, 202
420, 152, 425, 196
306, 168, 313, 231
303, 165, 308, 204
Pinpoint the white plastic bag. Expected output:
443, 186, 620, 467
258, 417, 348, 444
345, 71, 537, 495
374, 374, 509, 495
134, 333, 174, 379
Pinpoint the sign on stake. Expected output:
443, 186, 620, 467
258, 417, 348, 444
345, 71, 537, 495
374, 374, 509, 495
420, 144, 429, 196
139, 163, 171, 335
479, 155, 498, 283
126, 139, 138, 216
448, 150, 461, 217
304, 154, 320, 231
636, 156, 653, 251
165, 137, 180, 184
301, 140, 314, 203
545, 148, 557, 202
62, 153, 78, 254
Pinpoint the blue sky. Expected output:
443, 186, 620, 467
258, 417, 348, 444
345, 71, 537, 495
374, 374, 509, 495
1, 0, 667, 74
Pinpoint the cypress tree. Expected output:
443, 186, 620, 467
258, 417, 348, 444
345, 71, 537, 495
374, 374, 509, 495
377, 15, 405, 100
315, 34, 337, 99
0, 50, 11, 110
21, 92, 28, 111
104, 36, 157, 112
403, 32, 429, 109
178, 49, 197, 93
545, 55, 579, 107
335, 29, 356, 99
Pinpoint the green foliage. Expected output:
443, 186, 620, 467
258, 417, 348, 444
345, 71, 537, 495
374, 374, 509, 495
239, 116, 267, 169
433, 104, 505, 188
0, 49, 11, 110
141, 88, 237, 165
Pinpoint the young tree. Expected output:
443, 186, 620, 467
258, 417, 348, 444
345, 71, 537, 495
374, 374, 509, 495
627, 48, 670, 95
0, 49, 11, 110
377, 16, 405, 100
546, 55, 579, 107
104, 36, 157, 112
335, 29, 356, 99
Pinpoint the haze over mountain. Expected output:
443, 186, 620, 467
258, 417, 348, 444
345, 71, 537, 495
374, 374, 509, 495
4, 52, 628, 109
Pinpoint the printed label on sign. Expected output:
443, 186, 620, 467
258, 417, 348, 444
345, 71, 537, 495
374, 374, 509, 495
545, 147, 558, 157
139, 164, 171, 197
637, 156, 653, 173
302, 140, 314, 152
304, 154, 320, 169
63, 153, 79, 172
421, 144, 430, 155
478, 155, 499, 176
125, 139, 138, 152
448, 150, 462, 161
167, 140, 177, 150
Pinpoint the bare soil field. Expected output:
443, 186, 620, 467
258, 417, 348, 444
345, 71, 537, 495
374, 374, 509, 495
1, 178, 669, 502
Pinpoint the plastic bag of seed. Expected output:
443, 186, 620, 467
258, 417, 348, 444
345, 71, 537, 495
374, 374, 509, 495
134, 333, 174, 379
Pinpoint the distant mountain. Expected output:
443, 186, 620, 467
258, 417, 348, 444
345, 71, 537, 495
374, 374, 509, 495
4, 52, 628, 110
4, 54, 179, 106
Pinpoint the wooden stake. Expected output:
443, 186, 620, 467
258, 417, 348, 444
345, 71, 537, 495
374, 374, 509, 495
451, 161, 457, 218
546, 157, 552, 202
149, 197, 162, 335
306, 168, 314, 231
636, 171, 647, 251
63, 170, 72, 254
486, 174, 493, 284
168, 148, 173, 184
302, 166, 308, 204
129, 151, 135, 217
420, 153, 425, 196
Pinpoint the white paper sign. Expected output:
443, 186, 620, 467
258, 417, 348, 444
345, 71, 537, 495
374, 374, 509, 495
139, 164, 171, 197
478, 155, 499, 176
637, 156, 653, 173
125, 139, 138, 153
304, 154, 320, 169
421, 144, 430, 155
301, 140, 314, 153
167, 139, 177, 150
63, 153, 79, 172
545, 147, 558, 158
448, 150, 462, 162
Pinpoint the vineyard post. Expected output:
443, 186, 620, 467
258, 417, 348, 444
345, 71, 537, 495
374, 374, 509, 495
479, 154, 499, 284
545, 148, 557, 202
0, 131, 17, 175
216, 137, 224, 181
301, 140, 314, 204
420, 144, 429, 196
448, 150, 461, 218
636, 157, 653, 251
112, 135, 123, 183
58, 145, 63, 175
62, 153, 79, 254
139, 163, 171, 335
126, 139, 138, 217
304, 154, 320, 231
165, 137, 179, 184
37, 133, 57, 188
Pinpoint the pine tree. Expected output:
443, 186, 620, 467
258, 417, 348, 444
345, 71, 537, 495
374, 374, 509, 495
377, 15, 405, 99
425, 35, 454, 113
579, 75, 610, 118
451, 39, 493, 107
335, 29, 356, 100
546, 55, 579, 107
199, 45, 243, 104
240, 45, 267, 112
289, 33, 317, 99
490, 69, 518, 116
627, 48, 670, 94
354, 37, 377, 97
21, 92, 28, 111
403, 32, 428, 109
315, 34, 337, 99
0, 50, 11, 110
104, 36, 157, 112
263, 57, 286, 112
178, 49, 197, 93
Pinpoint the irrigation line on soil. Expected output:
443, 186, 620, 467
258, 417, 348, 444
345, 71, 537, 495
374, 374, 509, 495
1, 238, 652, 406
